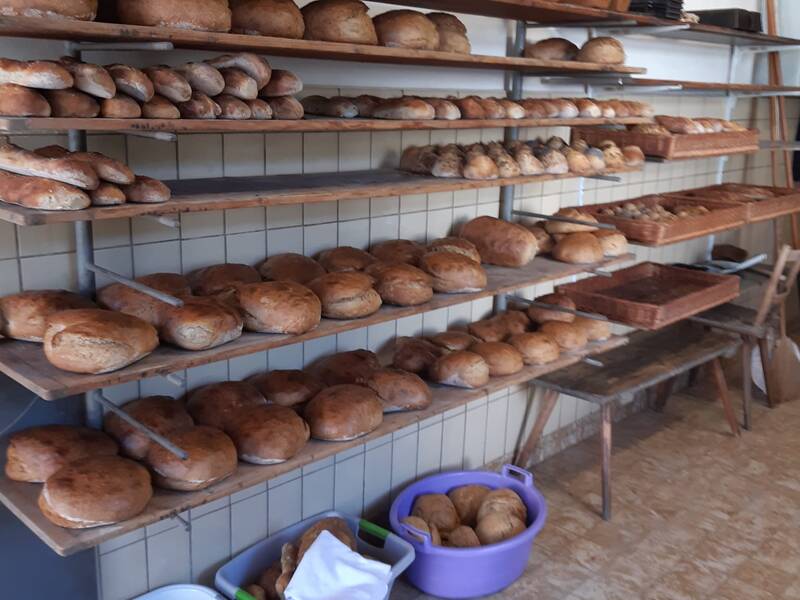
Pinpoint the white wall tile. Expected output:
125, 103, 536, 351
0, 222, 16, 260
178, 134, 223, 180
0, 260, 20, 295
334, 454, 365, 516
181, 211, 224, 239
485, 396, 509, 464
181, 236, 225, 273
133, 241, 181, 276
226, 207, 266, 234
441, 412, 465, 471
464, 403, 488, 469
147, 526, 191, 590
231, 492, 268, 554
363, 442, 392, 517
99, 540, 149, 600
268, 478, 302, 534
191, 507, 231, 585
20, 253, 76, 291
226, 231, 267, 266
302, 465, 335, 518
223, 133, 266, 177
417, 422, 443, 478
266, 133, 302, 175
391, 430, 418, 495
18, 223, 75, 257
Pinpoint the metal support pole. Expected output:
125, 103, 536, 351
512, 209, 617, 230
65, 41, 175, 53
86, 263, 185, 307
508, 296, 610, 321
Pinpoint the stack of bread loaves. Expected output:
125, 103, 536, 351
0, 53, 303, 121
0, 0, 98, 20
633, 115, 748, 135
525, 36, 626, 65
518, 97, 652, 120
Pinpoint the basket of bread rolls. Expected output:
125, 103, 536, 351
390, 464, 547, 598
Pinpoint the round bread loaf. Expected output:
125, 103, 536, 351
623, 145, 645, 166
0, 289, 95, 342
448, 484, 490, 526
475, 511, 526, 546
230, 0, 304, 38
188, 263, 261, 297
235, 281, 321, 334
312, 349, 380, 386
469, 341, 524, 376
468, 311, 529, 343
43, 309, 158, 374
527, 293, 576, 324
365, 262, 433, 306
38, 456, 152, 529
477, 487, 527, 523
577, 37, 625, 65
402, 516, 441, 545
572, 316, 611, 342
371, 97, 435, 120
302, 0, 377, 45
427, 237, 481, 263
296, 516, 357, 563
369, 239, 425, 265
427, 12, 470, 54
97, 272, 191, 327
116, 0, 232, 32
594, 229, 629, 257
552, 232, 604, 264
538, 321, 588, 351
524, 224, 554, 254
392, 336, 443, 374
307, 272, 382, 319
261, 69, 303, 97
373, 10, 439, 50
411, 493, 459, 534
0, 83, 51, 117
317, 246, 376, 272
186, 381, 267, 431
146, 425, 237, 491
429, 350, 490, 388
258, 253, 326, 285
448, 525, 481, 548
5, 425, 118, 483
361, 367, 432, 411
524, 38, 579, 61
160, 297, 243, 350
419, 251, 487, 293
304, 384, 383, 441
459, 216, 538, 267
507, 332, 561, 365
226, 405, 310, 464
122, 176, 171, 204
248, 370, 324, 408
176, 62, 225, 97
428, 331, 478, 352
0, 0, 97, 20
544, 208, 598, 234
103, 395, 194, 460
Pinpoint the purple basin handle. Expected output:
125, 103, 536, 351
400, 523, 434, 549
501, 464, 534, 488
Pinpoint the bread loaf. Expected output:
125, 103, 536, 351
246, 98, 273, 119
100, 94, 141, 118
552, 232, 604, 264
35, 145, 135, 185
372, 97, 435, 120
304, 384, 383, 441
219, 68, 258, 100
0, 0, 97, 20
44, 308, 159, 373
428, 331, 477, 352
0, 170, 90, 210
369, 239, 425, 265
56, 58, 115, 99
317, 246, 376, 272
106, 64, 154, 103
313, 349, 380, 386
527, 293, 575, 324
301, 95, 358, 118
463, 152, 498, 180
460, 216, 538, 267
259, 253, 326, 285
351, 94, 380, 117
577, 37, 625, 64
143, 66, 192, 103
267, 95, 304, 119
421, 97, 461, 120
475, 97, 505, 119
261, 70, 302, 97
470, 341, 524, 376
392, 336, 443, 374
373, 10, 439, 50
116, 0, 232, 32
572, 316, 611, 342
5, 425, 117, 483
427, 12, 470, 54
365, 262, 433, 306
0, 142, 98, 189
594, 229, 628, 257
429, 351, 490, 388
419, 251, 487, 293
0, 289, 95, 342
0, 59, 72, 89
235, 281, 321, 334
427, 237, 481, 263
0, 83, 50, 116
216, 94, 252, 119
209, 53, 272, 90
122, 176, 171, 204
468, 311, 528, 343
539, 321, 588, 350
450, 96, 484, 119
248, 370, 324, 408
525, 38, 578, 61
498, 99, 525, 119
230, 0, 304, 38
361, 368, 431, 411
186, 381, 267, 430
160, 297, 243, 350
89, 182, 124, 205
227, 405, 310, 464
544, 208, 598, 234
103, 396, 194, 460
508, 332, 560, 365
307, 272, 382, 319
45, 89, 99, 117
142, 95, 181, 119
97, 272, 190, 327
178, 92, 221, 119
176, 62, 225, 97
302, 0, 377, 45
189, 263, 260, 297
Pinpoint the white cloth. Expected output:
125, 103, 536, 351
284, 530, 391, 600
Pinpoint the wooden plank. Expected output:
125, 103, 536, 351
0, 166, 642, 226
533, 323, 739, 403
624, 79, 800, 94
0, 335, 627, 557
0, 16, 645, 74
0, 254, 635, 400
0, 116, 653, 136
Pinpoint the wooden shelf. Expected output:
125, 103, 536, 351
0, 254, 634, 401
0, 115, 652, 137
608, 78, 800, 95
0, 334, 626, 556
0, 166, 642, 226
0, 16, 644, 75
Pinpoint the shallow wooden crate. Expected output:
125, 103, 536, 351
671, 184, 800, 223
556, 262, 741, 330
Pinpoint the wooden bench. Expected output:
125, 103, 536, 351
513, 322, 741, 520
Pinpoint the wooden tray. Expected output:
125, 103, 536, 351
671, 184, 800, 223
574, 194, 747, 245
571, 127, 760, 160
556, 262, 740, 330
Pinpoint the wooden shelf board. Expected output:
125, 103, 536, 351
626, 79, 800, 94
645, 146, 760, 162
0, 334, 626, 557
0, 254, 634, 401
0, 166, 642, 226
0, 16, 644, 74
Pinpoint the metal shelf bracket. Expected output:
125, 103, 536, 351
513, 209, 617, 231
86, 263, 185, 307
64, 41, 175, 53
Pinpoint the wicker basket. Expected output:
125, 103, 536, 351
571, 127, 760, 160
670, 185, 800, 223
556, 262, 740, 330
575, 195, 747, 245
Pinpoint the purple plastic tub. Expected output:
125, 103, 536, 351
389, 464, 547, 599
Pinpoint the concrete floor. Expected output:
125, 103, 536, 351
392, 376, 800, 599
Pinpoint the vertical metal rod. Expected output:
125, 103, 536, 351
601, 403, 612, 521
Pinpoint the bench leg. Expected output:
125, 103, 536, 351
758, 338, 776, 408
652, 377, 676, 412
710, 357, 741, 437
741, 338, 753, 431
601, 403, 613, 521
513, 389, 559, 469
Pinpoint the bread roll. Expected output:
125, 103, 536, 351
261, 69, 302, 97
142, 95, 180, 119
448, 484, 490, 527
105, 64, 153, 103
189, 263, 260, 296
365, 262, 433, 306
427, 237, 481, 263
527, 293, 575, 324
539, 321, 588, 351
97, 272, 190, 327
400, 144, 438, 174
0, 0, 97, 20
267, 96, 304, 119
427, 12, 470, 54
0, 83, 50, 116
122, 176, 171, 204
0, 289, 95, 342
419, 251, 486, 293
143, 66, 192, 103
304, 384, 383, 441
100, 94, 142, 118
0, 59, 72, 89
103, 396, 193, 460
146, 425, 237, 491
5, 425, 117, 483
361, 367, 431, 411
38, 456, 152, 529
45, 88, 99, 117
312, 349, 380, 386
448, 525, 481, 548
116, 0, 232, 32
307, 272, 381, 319
246, 98, 273, 120
235, 281, 321, 334
350, 94, 380, 117
218, 68, 258, 100
475, 97, 505, 119
160, 297, 243, 350
176, 62, 225, 97
430, 350, 490, 388
459, 216, 538, 268
186, 381, 267, 430
373, 10, 439, 50
248, 370, 324, 408
216, 94, 252, 119
508, 332, 560, 365
302, 0, 377, 45
431, 148, 463, 178
316, 246, 374, 272
369, 239, 425, 265
623, 145, 645, 167
572, 316, 611, 342
209, 53, 272, 90
463, 152, 499, 180
428, 331, 477, 352
544, 208, 598, 234
498, 99, 525, 119
475, 512, 526, 545
372, 97, 435, 120
525, 38, 578, 61
552, 232, 604, 264
421, 97, 461, 120
227, 405, 310, 464
43, 309, 159, 374
577, 37, 625, 64
230, 0, 304, 38
178, 92, 221, 119
392, 336, 443, 374
412, 494, 459, 534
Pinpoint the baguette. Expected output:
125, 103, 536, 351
0, 171, 90, 210
143, 66, 192, 103
207, 53, 272, 89
142, 95, 180, 119
0, 84, 50, 117
34, 145, 135, 185
58, 58, 115, 99
0, 142, 98, 189
106, 65, 154, 103
45, 89, 99, 117
0, 59, 73, 90
100, 94, 142, 118
371, 98, 435, 120
91, 182, 126, 206
122, 176, 171, 204
176, 62, 225, 97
